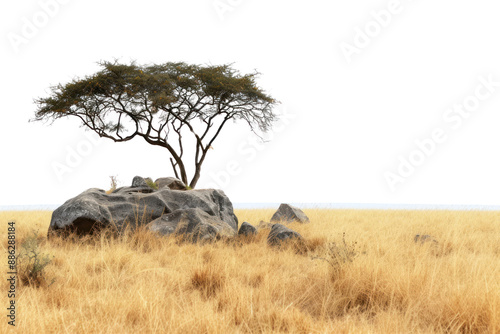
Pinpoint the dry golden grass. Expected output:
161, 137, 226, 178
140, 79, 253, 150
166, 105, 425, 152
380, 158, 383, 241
1, 209, 499, 333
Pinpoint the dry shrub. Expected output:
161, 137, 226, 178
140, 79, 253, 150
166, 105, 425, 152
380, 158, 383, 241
17, 230, 55, 288
190, 265, 226, 298
312, 233, 359, 272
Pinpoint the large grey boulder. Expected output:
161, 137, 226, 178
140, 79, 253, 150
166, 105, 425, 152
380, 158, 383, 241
267, 223, 303, 247
148, 208, 235, 242
48, 185, 238, 237
238, 221, 257, 237
155, 177, 187, 190
270, 204, 309, 224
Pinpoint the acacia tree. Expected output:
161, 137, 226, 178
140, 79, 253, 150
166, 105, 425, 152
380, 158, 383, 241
34, 61, 278, 188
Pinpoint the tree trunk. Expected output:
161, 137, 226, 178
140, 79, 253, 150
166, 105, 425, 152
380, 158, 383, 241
167, 150, 188, 186
189, 166, 201, 189
177, 161, 188, 186
189, 149, 210, 189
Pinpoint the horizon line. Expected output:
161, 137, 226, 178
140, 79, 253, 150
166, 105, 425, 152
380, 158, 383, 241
1, 203, 500, 211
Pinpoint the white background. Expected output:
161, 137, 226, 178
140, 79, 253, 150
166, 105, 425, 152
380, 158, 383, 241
1, 0, 500, 207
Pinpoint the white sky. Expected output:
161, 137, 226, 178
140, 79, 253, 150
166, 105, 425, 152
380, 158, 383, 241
1, 0, 500, 207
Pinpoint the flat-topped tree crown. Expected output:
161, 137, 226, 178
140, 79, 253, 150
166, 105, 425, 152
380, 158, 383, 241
34, 60, 278, 188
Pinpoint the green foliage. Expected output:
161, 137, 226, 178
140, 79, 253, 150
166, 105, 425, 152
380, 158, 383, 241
145, 177, 158, 190
17, 230, 55, 287
34, 60, 277, 132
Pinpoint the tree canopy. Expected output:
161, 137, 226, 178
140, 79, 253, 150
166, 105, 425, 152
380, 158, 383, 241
34, 60, 278, 188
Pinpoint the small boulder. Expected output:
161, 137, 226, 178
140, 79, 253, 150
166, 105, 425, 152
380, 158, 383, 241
270, 204, 309, 224
414, 234, 438, 245
258, 220, 273, 229
131, 176, 148, 188
238, 222, 257, 236
267, 223, 303, 247
155, 177, 187, 190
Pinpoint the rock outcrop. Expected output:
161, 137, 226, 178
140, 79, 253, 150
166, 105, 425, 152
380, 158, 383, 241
238, 221, 258, 237
270, 204, 309, 224
48, 177, 238, 239
267, 223, 303, 247
131, 176, 148, 188
148, 208, 235, 242
155, 177, 187, 190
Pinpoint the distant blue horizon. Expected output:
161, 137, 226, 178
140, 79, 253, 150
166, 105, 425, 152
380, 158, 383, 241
2, 203, 500, 211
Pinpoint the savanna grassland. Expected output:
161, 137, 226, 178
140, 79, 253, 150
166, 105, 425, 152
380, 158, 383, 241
1, 209, 499, 333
